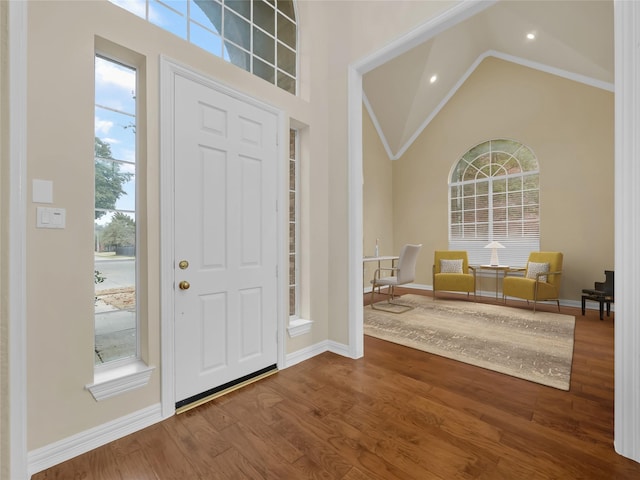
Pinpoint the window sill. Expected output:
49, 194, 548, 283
288, 318, 313, 337
85, 359, 155, 401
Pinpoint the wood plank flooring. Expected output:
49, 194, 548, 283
33, 290, 640, 479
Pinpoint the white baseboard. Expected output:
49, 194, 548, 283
403, 283, 431, 291
327, 340, 352, 357
400, 283, 609, 313
284, 339, 351, 369
28, 403, 163, 477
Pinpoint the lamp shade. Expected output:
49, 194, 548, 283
484, 241, 505, 266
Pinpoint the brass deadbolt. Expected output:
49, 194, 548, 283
178, 260, 189, 270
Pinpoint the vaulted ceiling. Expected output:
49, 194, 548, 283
362, 0, 613, 159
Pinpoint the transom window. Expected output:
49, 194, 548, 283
449, 139, 540, 266
110, 0, 297, 94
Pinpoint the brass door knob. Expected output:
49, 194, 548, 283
178, 280, 190, 290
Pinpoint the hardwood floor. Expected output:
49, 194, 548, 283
34, 290, 640, 479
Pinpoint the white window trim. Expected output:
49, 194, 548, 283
8, 1, 28, 477
448, 140, 540, 266
287, 318, 312, 337
92, 44, 152, 399
85, 360, 155, 401
287, 128, 312, 337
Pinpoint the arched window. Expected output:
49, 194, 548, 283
110, 0, 298, 94
449, 139, 540, 266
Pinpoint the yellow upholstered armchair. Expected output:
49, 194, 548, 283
503, 251, 563, 312
432, 251, 476, 299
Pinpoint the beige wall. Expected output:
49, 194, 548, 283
319, 0, 454, 342
9, 0, 486, 462
12, 0, 615, 463
23, 0, 323, 451
22, 0, 454, 455
362, 108, 395, 286
11, 0, 640, 473
370, 56, 614, 301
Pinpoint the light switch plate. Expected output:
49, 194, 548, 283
33, 179, 53, 204
36, 207, 66, 229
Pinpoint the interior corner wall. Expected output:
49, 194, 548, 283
389, 56, 614, 301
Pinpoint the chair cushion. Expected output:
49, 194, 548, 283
440, 259, 463, 273
372, 276, 399, 287
434, 272, 475, 293
527, 262, 549, 282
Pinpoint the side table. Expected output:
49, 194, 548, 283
479, 265, 525, 299
581, 289, 614, 320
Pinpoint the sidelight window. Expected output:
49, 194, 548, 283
94, 55, 138, 365
285, 126, 312, 337
289, 128, 299, 318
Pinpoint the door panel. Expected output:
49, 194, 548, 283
201, 148, 227, 268
200, 292, 227, 371
173, 74, 278, 404
239, 288, 263, 359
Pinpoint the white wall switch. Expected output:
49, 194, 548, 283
33, 179, 53, 204
36, 207, 66, 229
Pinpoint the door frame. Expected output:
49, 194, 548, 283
159, 57, 287, 418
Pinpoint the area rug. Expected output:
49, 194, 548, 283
365, 294, 575, 390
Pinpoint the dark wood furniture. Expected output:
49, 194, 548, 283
582, 270, 614, 320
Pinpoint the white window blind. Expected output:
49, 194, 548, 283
449, 239, 539, 268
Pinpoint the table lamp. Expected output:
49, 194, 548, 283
485, 241, 505, 266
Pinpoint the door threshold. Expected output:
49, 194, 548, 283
175, 364, 278, 414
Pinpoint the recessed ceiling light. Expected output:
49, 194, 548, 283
430, 75, 438, 84
526, 32, 536, 40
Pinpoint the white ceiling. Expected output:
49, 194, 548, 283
363, 0, 614, 159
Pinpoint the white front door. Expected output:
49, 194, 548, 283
173, 74, 279, 406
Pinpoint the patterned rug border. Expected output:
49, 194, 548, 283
364, 295, 575, 390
